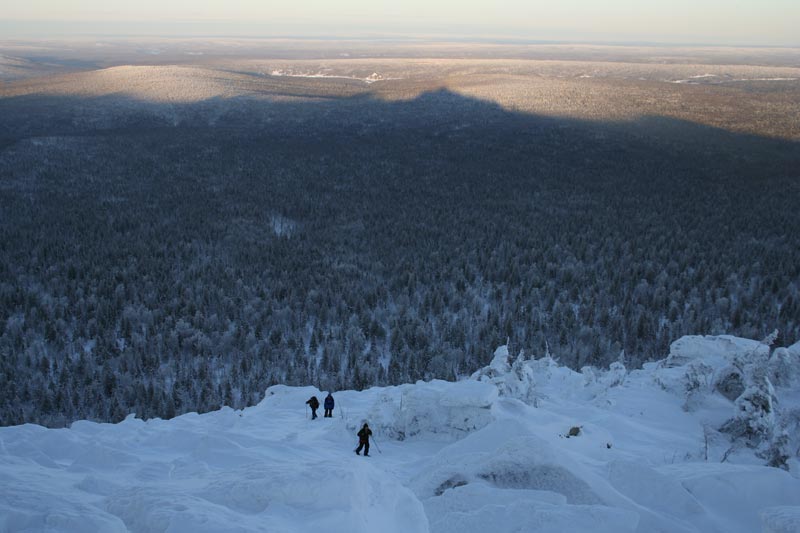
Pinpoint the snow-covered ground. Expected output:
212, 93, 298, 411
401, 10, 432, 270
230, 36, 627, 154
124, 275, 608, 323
2, 335, 800, 533
268, 69, 399, 84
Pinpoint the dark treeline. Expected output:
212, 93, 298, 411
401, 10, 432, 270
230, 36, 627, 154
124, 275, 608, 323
1, 89, 798, 426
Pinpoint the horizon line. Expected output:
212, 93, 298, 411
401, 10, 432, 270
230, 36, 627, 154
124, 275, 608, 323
1, 20, 799, 49
2, 34, 799, 51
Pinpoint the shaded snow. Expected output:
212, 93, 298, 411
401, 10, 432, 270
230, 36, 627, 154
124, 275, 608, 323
762, 506, 800, 533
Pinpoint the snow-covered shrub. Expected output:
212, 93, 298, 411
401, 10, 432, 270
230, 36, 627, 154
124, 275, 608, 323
722, 384, 777, 445
601, 361, 627, 389
473, 344, 636, 407
784, 408, 800, 458
719, 331, 792, 468
507, 351, 540, 405
526, 354, 564, 392
581, 365, 597, 385
720, 337, 775, 445
683, 361, 714, 411
471, 346, 539, 405
763, 430, 792, 469
470, 345, 510, 384
269, 214, 297, 238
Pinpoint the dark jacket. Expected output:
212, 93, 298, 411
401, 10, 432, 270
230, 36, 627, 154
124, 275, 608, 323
324, 394, 334, 410
306, 396, 319, 409
357, 426, 372, 443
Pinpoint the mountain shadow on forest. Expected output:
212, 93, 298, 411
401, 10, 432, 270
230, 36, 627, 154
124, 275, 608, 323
0, 82, 798, 427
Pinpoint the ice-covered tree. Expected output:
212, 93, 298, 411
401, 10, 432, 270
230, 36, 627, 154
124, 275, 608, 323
720, 330, 792, 468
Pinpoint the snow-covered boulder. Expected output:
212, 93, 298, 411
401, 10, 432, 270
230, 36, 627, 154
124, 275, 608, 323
411, 421, 643, 533
411, 421, 603, 505
424, 482, 638, 533
395, 380, 496, 439
667, 335, 768, 368
769, 341, 800, 388
359, 380, 498, 441
653, 335, 780, 412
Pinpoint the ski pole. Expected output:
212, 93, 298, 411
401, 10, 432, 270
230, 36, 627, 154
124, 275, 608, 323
372, 435, 382, 454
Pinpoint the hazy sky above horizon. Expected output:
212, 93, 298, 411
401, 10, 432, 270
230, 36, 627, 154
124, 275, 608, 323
1, 0, 798, 46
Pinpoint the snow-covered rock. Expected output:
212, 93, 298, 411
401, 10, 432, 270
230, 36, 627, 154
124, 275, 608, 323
769, 341, 800, 388
357, 379, 497, 441
667, 335, 768, 367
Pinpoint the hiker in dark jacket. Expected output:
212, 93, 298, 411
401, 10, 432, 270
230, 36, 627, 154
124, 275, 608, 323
324, 392, 335, 418
306, 396, 320, 419
355, 423, 372, 456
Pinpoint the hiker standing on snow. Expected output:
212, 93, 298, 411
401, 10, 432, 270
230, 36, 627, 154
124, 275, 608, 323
324, 392, 335, 418
306, 395, 320, 419
355, 422, 372, 456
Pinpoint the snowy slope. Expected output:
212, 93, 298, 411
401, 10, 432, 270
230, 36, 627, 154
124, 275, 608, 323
1, 335, 800, 533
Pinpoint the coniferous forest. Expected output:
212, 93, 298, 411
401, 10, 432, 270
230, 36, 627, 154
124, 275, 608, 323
1, 61, 799, 427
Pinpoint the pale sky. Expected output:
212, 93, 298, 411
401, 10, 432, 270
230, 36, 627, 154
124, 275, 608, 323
1, 0, 798, 46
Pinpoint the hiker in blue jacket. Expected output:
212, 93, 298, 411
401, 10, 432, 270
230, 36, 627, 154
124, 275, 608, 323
324, 392, 335, 418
